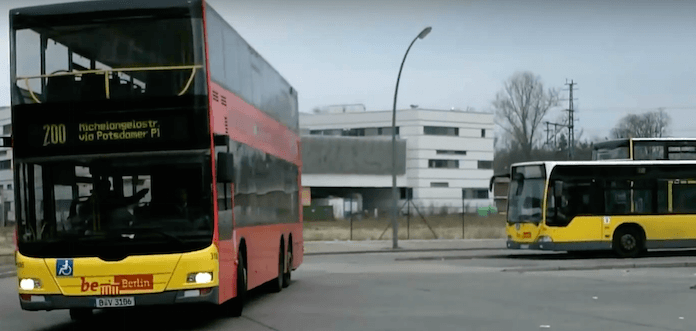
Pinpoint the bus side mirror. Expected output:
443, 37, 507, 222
554, 181, 564, 201
217, 152, 234, 183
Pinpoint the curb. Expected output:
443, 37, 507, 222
502, 262, 696, 273
0, 270, 15, 279
305, 247, 504, 256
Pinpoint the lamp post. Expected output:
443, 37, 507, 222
391, 26, 432, 249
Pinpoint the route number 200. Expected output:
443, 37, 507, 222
43, 124, 67, 146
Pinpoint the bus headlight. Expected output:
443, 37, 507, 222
19, 278, 42, 290
538, 236, 553, 243
187, 272, 213, 284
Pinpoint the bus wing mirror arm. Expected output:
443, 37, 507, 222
554, 181, 563, 202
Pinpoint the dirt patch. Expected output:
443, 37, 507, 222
303, 214, 506, 241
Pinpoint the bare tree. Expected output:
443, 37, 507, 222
611, 109, 671, 138
493, 72, 560, 159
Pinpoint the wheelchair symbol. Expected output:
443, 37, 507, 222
56, 259, 73, 277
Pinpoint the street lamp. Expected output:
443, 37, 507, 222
391, 26, 432, 249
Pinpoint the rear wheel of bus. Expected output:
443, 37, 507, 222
283, 238, 292, 288
269, 241, 284, 293
613, 226, 644, 258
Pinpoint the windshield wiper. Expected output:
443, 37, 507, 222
119, 227, 185, 245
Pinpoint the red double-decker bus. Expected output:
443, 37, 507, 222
10, 0, 302, 320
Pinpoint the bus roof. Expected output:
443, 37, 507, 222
512, 159, 696, 170
10, 0, 198, 17
593, 137, 696, 150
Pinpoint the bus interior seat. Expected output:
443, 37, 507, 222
46, 75, 78, 103
80, 74, 107, 101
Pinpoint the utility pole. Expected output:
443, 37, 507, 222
545, 121, 566, 151
562, 80, 578, 159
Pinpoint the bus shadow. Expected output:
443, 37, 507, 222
498, 249, 696, 260
35, 281, 294, 331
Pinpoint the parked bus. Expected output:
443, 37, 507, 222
505, 160, 696, 258
9, 0, 302, 320
592, 137, 696, 160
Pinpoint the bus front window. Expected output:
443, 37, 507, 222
507, 165, 546, 224
15, 155, 213, 259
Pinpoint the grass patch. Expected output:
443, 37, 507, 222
303, 214, 506, 241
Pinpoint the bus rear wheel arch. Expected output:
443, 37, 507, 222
612, 224, 645, 258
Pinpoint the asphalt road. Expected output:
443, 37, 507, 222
3, 249, 696, 331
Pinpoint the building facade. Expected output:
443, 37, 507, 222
300, 108, 495, 214
0, 107, 14, 225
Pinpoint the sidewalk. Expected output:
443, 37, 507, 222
303, 239, 506, 255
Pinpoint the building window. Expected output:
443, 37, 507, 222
8, 184, 13, 190
481, 129, 486, 138
424, 126, 458, 136
463, 188, 489, 199
478, 160, 493, 169
0, 150, 7, 156
430, 182, 449, 188
344, 128, 365, 136
428, 159, 459, 169
436, 150, 466, 155
2, 124, 10, 135
0, 160, 10, 170
310, 127, 399, 137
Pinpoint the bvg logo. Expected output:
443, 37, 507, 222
81, 275, 154, 295
523, 232, 532, 239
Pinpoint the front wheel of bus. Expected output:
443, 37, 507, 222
69, 308, 93, 321
613, 227, 643, 258
229, 252, 247, 317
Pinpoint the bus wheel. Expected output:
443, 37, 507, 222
283, 243, 292, 288
269, 245, 284, 293
229, 252, 246, 317
613, 227, 643, 258
69, 308, 93, 321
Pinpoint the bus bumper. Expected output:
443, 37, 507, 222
507, 240, 611, 251
19, 287, 219, 311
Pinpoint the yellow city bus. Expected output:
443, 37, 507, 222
592, 137, 696, 160
505, 160, 696, 258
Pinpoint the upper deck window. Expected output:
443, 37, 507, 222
11, 8, 207, 106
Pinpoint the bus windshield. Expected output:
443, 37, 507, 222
12, 12, 206, 105
507, 165, 545, 224
15, 154, 213, 259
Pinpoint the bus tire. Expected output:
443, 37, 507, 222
269, 243, 284, 293
69, 308, 92, 321
283, 240, 292, 288
613, 226, 644, 258
229, 252, 246, 317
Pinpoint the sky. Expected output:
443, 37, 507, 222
1, 0, 696, 141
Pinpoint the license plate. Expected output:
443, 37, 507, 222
520, 244, 529, 249
95, 297, 135, 308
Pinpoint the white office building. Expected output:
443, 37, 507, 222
0, 107, 14, 225
300, 107, 495, 213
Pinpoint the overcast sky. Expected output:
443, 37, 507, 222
2, 0, 696, 141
